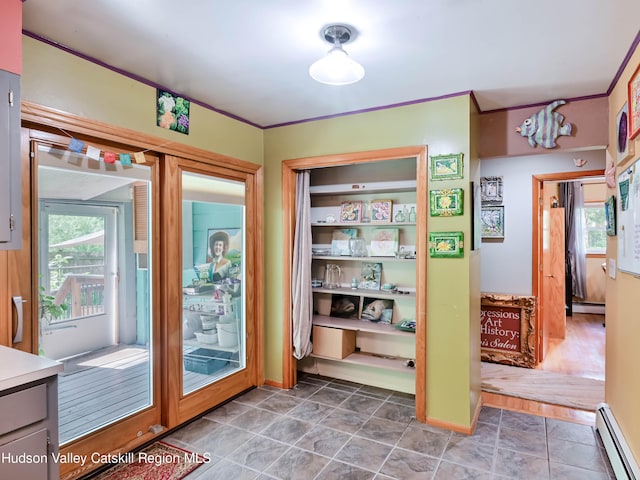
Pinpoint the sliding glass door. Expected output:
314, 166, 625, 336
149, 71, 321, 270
163, 156, 260, 427
34, 141, 161, 458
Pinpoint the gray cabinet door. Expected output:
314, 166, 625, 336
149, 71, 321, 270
0, 69, 21, 249
0, 428, 49, 479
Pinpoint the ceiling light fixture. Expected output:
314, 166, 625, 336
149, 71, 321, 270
309, 24, 365, 86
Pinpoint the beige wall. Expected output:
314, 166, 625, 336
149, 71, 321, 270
264, 95, 481, 428
607, 43, 640, 462
479, 97, 608, 158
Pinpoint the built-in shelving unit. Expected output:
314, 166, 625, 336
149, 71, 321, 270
305, 159, 421, 393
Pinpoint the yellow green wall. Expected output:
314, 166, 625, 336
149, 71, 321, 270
23, 35, 482, 429
607, 42, 640, 462
263, 95, 481, 427
22, 36, 264, 164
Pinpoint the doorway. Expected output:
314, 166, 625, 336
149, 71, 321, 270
19, 103, 263, 479
533, 170, 606, 385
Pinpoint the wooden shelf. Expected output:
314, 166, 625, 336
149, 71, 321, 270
311, 351, 415, 373
312, 286, 415, 299
309, 179, 416, 195
311, 221, 416, 227
313, 315, 415, 337
312, 255, 416, 263
183, 339, 240, 354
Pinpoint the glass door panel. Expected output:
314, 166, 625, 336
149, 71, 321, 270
36, 144, 154, 445
181, 171, 246, 394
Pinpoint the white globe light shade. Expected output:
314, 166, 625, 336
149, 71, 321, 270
309, 46, 365, 86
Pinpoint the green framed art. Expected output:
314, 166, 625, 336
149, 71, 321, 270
430, 188, 464, 216
605, 195, 616, 236
429, 231, 464, 258
429, 153, 464, 180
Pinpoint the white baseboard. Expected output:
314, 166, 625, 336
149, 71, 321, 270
572, 303, 605, 315
596, 403, 639, 479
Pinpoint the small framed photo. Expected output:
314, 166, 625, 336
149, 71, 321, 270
429, 153, 464, 181
429, 188, 464, 216
480, 176, 503, 204
361, 298, 394, 324
616, 102, 634, 163
370, 228, 399, 257
157, 89, 190, 135
339, 201, 362, 223
628, 63, 640, 140
429, 231, 464, 258
481, 206, 505, 239
370, 200, 393, 223
605, 195, 616, 236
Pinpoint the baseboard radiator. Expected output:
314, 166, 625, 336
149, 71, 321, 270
596, 403, 639, 479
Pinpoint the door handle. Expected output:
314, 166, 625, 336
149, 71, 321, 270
12, 296, 27, 344
545, 274, 555, 278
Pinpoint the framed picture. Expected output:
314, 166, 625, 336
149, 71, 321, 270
339, 201, 362, 223
359, 262, 382, 290
471, 181, 481, 251
480, 176, 503, 204
206, 228, 242, 282
429, 231, 464, 258
370, 200, 393, 223
616, 102, 635, 163
481, 294, 536, 368
330, 294, 359, 319
628, 63, 640, 140
605, 195, 616, 236
429, 188, 464, 216
429, 153, 464, 181
481, 206, 505, 239
331, 228, 358, 256
157, 89, 190, 135
370, 228, 399, 257
361, 297, 394, 324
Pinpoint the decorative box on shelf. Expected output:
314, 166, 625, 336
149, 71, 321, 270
183, 284, 214, 295
312, 326, 356, 359
184, 348, 232, 374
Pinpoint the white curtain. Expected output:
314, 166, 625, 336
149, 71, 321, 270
560, 182, 587, 299
292, 171, 313, 359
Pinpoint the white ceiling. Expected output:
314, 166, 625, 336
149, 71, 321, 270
22, 0, 640, 128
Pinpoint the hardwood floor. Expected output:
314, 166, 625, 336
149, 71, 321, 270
483, 312, 605, 426
537, 312, 605, 380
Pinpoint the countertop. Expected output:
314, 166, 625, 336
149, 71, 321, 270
0, 345, 63, 391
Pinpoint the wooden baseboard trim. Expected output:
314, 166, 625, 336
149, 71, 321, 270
264, 379, 285, 389
426, 415, 476, 435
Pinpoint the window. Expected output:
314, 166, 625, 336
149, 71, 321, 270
583, 202, 606, 254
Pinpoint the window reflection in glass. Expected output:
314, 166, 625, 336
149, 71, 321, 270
181, 171, 246, 394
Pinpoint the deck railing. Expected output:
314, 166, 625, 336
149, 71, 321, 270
53, 274, 105, 319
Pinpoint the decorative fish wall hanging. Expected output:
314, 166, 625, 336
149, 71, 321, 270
515, 99, 572, 148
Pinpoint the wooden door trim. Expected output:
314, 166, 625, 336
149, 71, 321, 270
21, 101, 261, 174
21, 103, 264, 478
161, 155, 264, 427
531, 169, 604, 362
281, 145, 428, 422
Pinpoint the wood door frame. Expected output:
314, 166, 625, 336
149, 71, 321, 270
161, 154, 264, 427
20, 102, 264, 479
532, 169, 604, 363
282, 146, 428, 422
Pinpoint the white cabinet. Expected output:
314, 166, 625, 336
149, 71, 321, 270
0, 69, 21, 249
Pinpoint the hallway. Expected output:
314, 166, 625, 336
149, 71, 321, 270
537, 312, 605, 380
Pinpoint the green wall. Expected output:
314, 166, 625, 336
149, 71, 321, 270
23, 35, 481, 429
22, 36, 264, 164
263, 95, 481, 427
